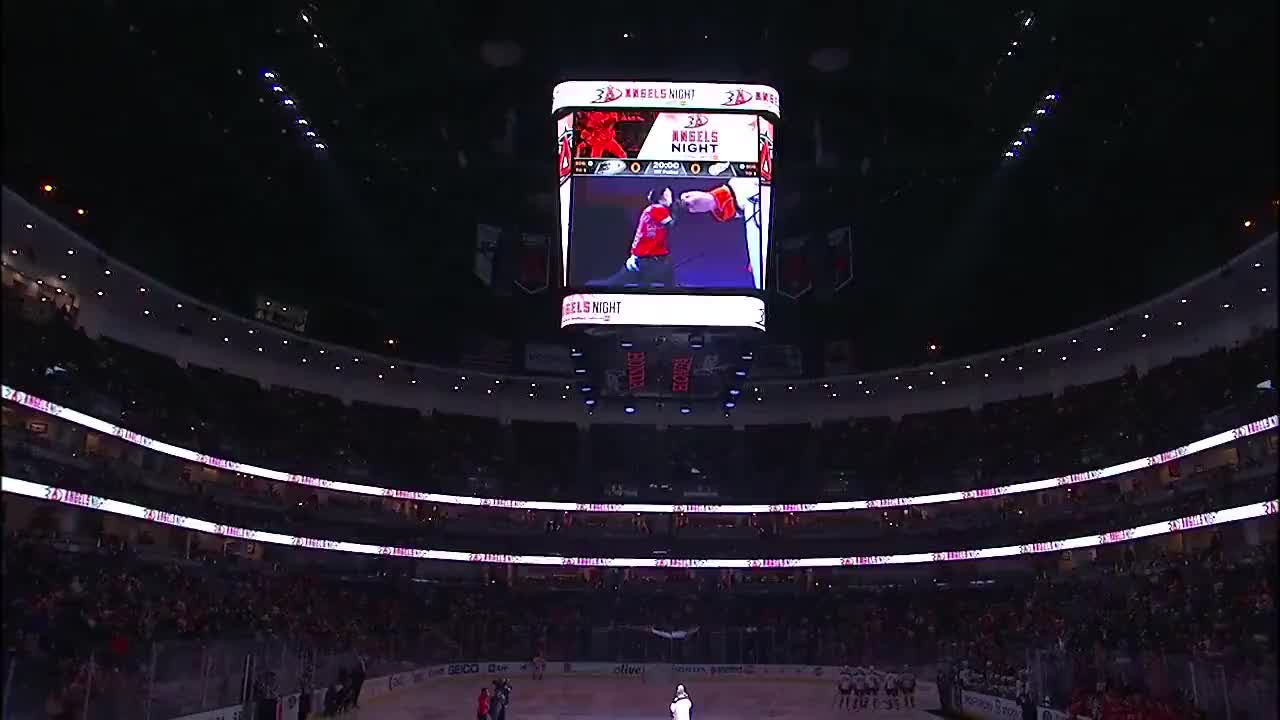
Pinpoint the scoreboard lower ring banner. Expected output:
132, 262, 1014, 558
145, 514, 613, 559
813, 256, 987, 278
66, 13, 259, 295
574, 158, 760, 179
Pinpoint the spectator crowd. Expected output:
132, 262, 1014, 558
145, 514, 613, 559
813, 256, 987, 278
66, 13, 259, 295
3, 281, 1275, 504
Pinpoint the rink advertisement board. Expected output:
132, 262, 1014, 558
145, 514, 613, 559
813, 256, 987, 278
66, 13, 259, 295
553, 81, 778, 331
958, 690, 1086, 720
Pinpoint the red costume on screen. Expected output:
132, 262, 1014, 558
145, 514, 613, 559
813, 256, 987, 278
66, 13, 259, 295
708, 184, 738, 222
631, 204, 671, 257
577, 111, 629, 158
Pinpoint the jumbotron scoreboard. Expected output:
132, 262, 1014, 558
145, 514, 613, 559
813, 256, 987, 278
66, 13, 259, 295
553, 81, 780, 332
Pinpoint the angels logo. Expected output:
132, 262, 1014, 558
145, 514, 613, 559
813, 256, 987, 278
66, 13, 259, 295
722, 88, 752, 107
558, 129, 573, 180
685, 113, 709, 128
592, 86, 624, 104
758, 133, 773, 183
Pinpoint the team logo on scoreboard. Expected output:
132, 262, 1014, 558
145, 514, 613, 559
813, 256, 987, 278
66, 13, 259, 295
685, 113, 710, 128
593, 159, 628, 175
722, 88, 753, 107
592, 86, 625, 104
558, 130, 573, 181
758, 122, 774, 183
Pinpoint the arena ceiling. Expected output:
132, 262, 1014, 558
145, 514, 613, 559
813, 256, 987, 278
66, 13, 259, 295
3, 1, 1275, 370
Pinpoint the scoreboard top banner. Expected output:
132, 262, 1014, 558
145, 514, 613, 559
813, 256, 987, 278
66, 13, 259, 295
553, 81, 781, 118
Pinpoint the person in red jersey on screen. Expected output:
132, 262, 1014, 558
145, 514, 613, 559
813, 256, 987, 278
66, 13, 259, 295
576, 111, 633, 158
587, 185, 678, 288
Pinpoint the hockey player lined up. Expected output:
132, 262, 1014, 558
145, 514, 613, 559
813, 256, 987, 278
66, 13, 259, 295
901, 667, 917, 709
884, 670, 900, 710
835, 665, 854, 710
867, 666, 883, 710
854, 668, 871, 710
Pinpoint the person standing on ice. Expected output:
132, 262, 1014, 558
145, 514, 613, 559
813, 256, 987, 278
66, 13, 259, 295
670, 685, 692, 720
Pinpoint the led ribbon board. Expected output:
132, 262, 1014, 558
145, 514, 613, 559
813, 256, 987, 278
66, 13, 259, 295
3, 385, 1275, 513
4, 476, 1274, 569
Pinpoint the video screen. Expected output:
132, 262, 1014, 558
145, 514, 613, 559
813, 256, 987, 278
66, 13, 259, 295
554, 82, 778, 331
569, 175, 763, 290
563, 111, 772, 292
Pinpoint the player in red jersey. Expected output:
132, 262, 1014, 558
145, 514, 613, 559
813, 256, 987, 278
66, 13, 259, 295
576, 111, 639, 158
588, 185, 678, 288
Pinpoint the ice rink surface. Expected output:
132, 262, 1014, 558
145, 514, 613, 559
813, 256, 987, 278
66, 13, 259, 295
348, 675, 941, 720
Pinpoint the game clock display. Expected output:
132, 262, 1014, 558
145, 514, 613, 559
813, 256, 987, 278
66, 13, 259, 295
554, 81, 778, 331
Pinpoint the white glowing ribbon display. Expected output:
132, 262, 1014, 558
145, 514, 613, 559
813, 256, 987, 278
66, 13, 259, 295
3, 384, 1275, 514
4, 475, 1274, 569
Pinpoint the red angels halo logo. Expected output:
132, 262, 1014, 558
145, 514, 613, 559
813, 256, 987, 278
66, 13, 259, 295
558, 130, 573, 180
592, 86, 624, 104
759, 132, 773, 183
722, 88, 752, 107
685, 113, 709, 128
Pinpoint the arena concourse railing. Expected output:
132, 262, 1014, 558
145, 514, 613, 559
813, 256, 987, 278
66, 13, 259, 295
3, 384, 1277, 514
4, 475, 1275, 568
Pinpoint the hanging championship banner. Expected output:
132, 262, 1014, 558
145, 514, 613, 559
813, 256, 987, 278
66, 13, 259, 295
775, 235, 811, 300
826, 226, 853, 293
474, 224, 500, 287
515, 233, 550, 294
